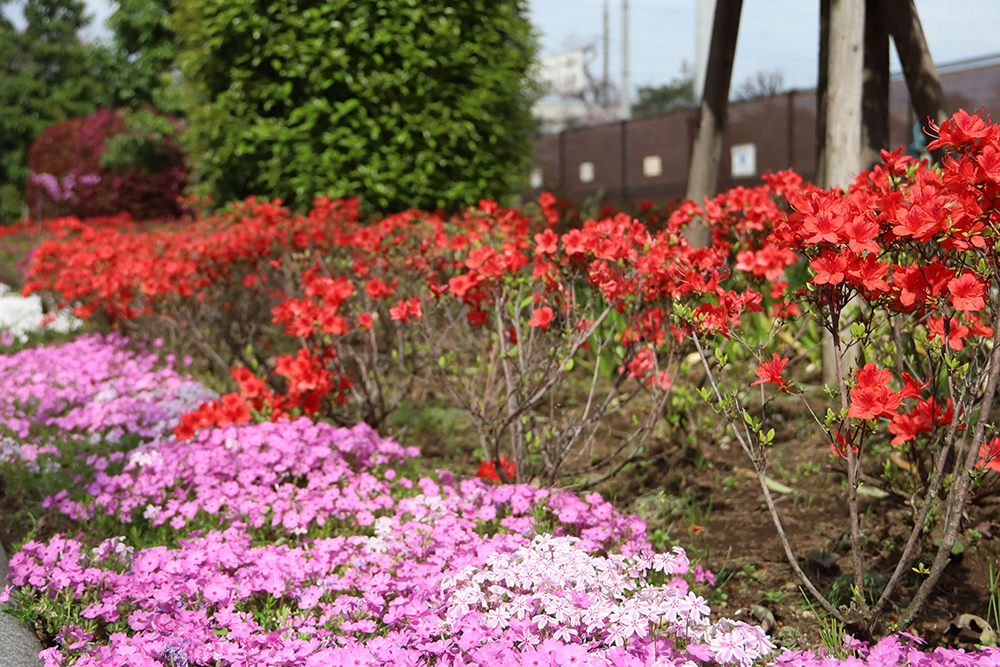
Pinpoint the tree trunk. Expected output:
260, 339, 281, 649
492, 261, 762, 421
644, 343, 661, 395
861, 0, 889, 170
685, 0, 744, 248
880, 0, 947, 161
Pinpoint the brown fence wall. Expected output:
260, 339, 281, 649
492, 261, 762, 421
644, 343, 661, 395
530, 57, 1000, 207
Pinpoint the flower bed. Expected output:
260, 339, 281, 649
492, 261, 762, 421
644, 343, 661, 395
0, 332, 214, 445
1, 337, 777, 666
7, 109, 1000, 664
1, 322, 998, 666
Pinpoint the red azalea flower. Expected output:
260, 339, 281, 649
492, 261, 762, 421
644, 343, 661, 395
927, 316, 970, 351
751, 353, 790, 389
448, 273, 482, 299
848, 363, 901, 420
810, 249, 849, 285
978, 437, 1000, 473
466, 309, 488, 327
830, 430, 860, 459
527, 306, 554, 330
389, 297, 423, 322
948, 273, 986, 312
476, 456, 516, 483
533, 229, 559, 255
364, 277, 396, 300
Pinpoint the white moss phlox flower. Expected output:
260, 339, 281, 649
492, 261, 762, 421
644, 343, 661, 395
0, 283, 82, 343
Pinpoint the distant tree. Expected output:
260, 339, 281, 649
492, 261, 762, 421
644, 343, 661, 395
0, 0, 114, 223
171, 0, 539, 216
733, 69, 785, 101
105, 0, 184, 114
633, 64, 697, 118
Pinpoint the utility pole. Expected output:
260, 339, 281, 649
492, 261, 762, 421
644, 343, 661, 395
603, 0, 610, 106
622, 0, 631, 120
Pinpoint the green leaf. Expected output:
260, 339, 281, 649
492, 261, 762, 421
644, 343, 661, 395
856, 484, 889, 499
764, 477, 794, 494
934, 537, 965, 555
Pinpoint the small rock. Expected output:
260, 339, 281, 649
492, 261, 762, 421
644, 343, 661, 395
944, 613, 997, 648
0, 542, 44, 667
750, 604, 776, 634
0, 613, 44, 667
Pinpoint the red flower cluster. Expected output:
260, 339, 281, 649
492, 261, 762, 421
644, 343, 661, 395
174, 349, 349, 441
27, 109, 1000, 482
24, 197, 360, 320
847, 363, 902, 421
475, 456, 517, 483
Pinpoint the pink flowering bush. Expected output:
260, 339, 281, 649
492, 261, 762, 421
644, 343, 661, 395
47, 420, 418, 536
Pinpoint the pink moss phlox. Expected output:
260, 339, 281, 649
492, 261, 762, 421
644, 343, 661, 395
6, 522, 769, 666
774, 633, 1000, 667
0, 333, 214, 442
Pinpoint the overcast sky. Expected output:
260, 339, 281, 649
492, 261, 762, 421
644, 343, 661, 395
7, 0, 1000, 94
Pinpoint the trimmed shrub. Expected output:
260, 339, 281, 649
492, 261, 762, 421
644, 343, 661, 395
172, 0, 538, 216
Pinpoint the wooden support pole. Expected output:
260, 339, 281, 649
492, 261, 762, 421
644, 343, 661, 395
685, 0, 743, 248
816, 0, 830, 186
861, 0, 889, 170
879, 0, 947, 159
821, 0, 864, 387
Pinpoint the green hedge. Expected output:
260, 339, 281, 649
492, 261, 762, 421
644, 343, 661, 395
173, 0, 538, 215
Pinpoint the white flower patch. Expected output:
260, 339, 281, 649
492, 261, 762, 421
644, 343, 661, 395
0, 283, 82, 343
128, 449, 164, 469
440, 535, 774, 665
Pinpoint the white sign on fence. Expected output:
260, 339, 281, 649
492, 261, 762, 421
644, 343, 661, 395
579, 161, 595, 183
643, 155, 663, 178
730, 143, 757, 178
